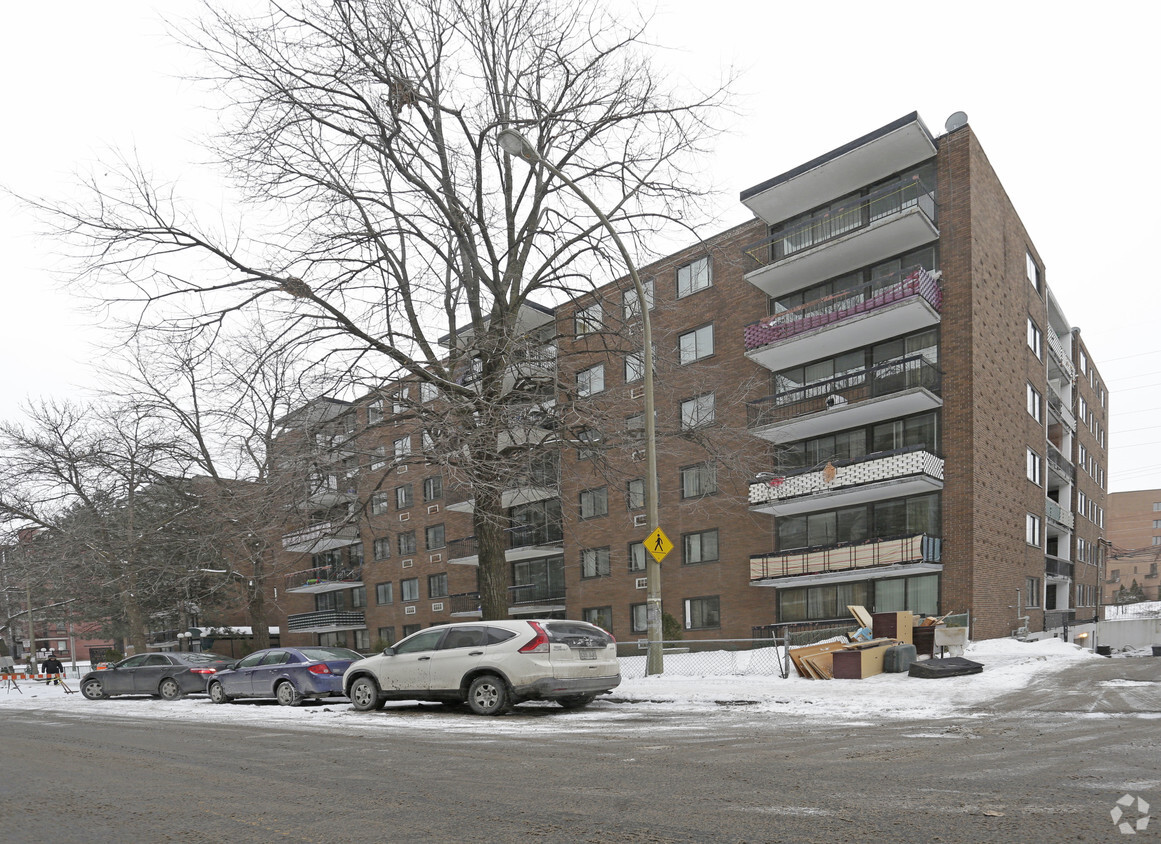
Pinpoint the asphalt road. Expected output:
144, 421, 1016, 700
2, 658, 1159, 843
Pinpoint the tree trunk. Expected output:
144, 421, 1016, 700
123, 568, 149, 654
475, 487, 510, 620
248, 553, 271, 650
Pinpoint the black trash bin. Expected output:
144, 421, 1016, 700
1096, 645, 1112, 657
1151, 646, 1161, 657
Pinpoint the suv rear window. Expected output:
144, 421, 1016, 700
484, 627, 517, 645
543, 622, 612, 647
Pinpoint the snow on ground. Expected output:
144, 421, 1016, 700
1106, 599, 1161, 619
0, 637, 1104, 734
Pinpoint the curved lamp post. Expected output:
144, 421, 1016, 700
497, 128, 663, 675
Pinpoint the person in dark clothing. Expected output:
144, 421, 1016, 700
41, 653, 64, 685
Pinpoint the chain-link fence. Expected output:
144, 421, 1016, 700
617, 639, 786, 680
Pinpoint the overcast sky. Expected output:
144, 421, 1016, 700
1, 0, 1157, 495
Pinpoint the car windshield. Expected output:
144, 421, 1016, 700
298, 647, 363, 661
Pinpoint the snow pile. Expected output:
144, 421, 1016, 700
1105, 600, 1161, 619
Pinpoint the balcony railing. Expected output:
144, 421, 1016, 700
1045, 556, 1074, 579
1046, 392, 1076, 432
1045, 499, 1075, 530
742, 178, 936, 273
750, 533, 941, 581
743, 268, 941, 351
747, 355, 941, 429
446, 585, 567, 616
1046, 330, 1077, 383
281, 520, 359, 552
286, 610, 365, 632
284, 565, 364, 591
1046, 443, 1075, 481
446, 526, 564, 562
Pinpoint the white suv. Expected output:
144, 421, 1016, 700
343, 619, 620, 715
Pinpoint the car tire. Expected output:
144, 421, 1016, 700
275, 681, 303, 707
158, 678, 183, 701
208, 681, 231, 704
467, 674, 510, 716
81, 679, 106, 701
348, 676, 384, 712
556, 694, 596, 710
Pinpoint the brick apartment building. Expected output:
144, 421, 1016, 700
272, 112, 1108, 649
1105, 489, 1161, 605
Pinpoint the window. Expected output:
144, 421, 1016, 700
583, 606, 613, 633
625, 352, 644, 383
373, 537, 391, 561
367, 398, 384, 425
351, 629, 370, 651
1027, 317, 1042, 359
579, 486, 608, 519
677, 256, 711, 298
684, 596, 720, 630
1026, 513, 1042, 548
683, 529, 719, 565
371, 492, 390, 516
631, 603, 648, 633
1079, 349, 1088, 375
370, 446, 387, 471
376, 582, 394, 605
423, 476, 443, 502
401, 578, 420, 602
581, 547, 611, 578
425, 523, 446, 550
576, 364, 606, 397
680, 393, 715, 429
420, 381, 438, 403
576, 428, 601, 460
1153, 520, 1161, 529
575, 303, 602, 336
623, 279, 655, 320
681, 462, 717, 498
396, 484, 413, 509
377, 626, 396, 646
1026, 577, 1041, 607
626, 413, 644, 440
627, 478, 645, 511
402, 624, 422, 638
428, 573, 448, 599
349, 542, 364, 567
1026, 448, 1042, 485
351, 586, 367, 609
1026, 251, 1041, 292
629, 542, 646, 572
398, 531, 417, 555
422, 430, 435, 452
1027, 384, 1042, 423
394, 436, 412, 459
1154, 537, 1161, 546
678, 324, 714, 364
392, 390, 408, 414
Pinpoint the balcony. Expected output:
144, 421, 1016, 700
446, 584, 567, 617
1046, 442, 1075, 482
1046, 392, 1076, 432
286, 610, 365, 633
446, 485, 559, 515
284, 565, 364, 594
747, 355, 941, 443
744, 269, 942, 373
1045, 556, 1074, 579
1045, 499, 1075, 530
281, 521, 360, 554
750, 534, 941, 583
445, 528, 565, 566
742, 179, 938, 300
1046, 330, 1077, 384
749, 445, 944, 517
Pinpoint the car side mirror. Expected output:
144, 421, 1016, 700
228, 661, 238, 670
382, 647, 395, 656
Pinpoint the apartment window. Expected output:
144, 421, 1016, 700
373, 537, 392, 561
627, 478, 645, 511
420, 381, 438, 404
580, 486, 609, 519
375, 582, 394, 605
582, 606, 613, 633
629, 541, 646, 572
425, 523, 446, 550
1078, 490, 1087, 517
392, 390, 408, 414
683, 529, 720, 565
1027, 317, 1042, 359
423, 476, 443, 502
676, 256, 712, 298
1026, 251, 1041, 293
398, 531, 417, 555
371, 492, 390, 516
1153, 520, 1161, 529
625, 352, 644, 383
678, 323, 714, 364
1079, 349, 1088, 375
428, 573, 448, 599
352, 629, 371, 650
576, 364, 606, 397
684, 595, 720, 630
370, 446, 387, 471
576, 429, 601, 460
682, 392, 717, 431
402, 624, 422, 638
581, 547, 611, 578
396, 484, 413, 510
394, 436, 412, 459
377, 626, 396, 646
1026, 577, 1042, 608
421, 430, 435, 452
575, 303, 602, 336
1026, 384, 1042, 423
349, 542, 364, 567
351, 586, 367, 609
631, 603, 648, 633
367, 398, 384, 425
1154, 537, 1161, 546
1026, 448, 1042, 486
623, 278, 655, 319
401, 578, 419, 602
681, 462, 717, 498
1026, 513, 1042, 548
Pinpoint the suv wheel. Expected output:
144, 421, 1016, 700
349, 676, 384, 711
467, 674, 510, 716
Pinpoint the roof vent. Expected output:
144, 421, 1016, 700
945, 111, 968, 132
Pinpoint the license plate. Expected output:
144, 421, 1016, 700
578, 649, 598, 660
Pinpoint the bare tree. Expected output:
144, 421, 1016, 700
29, 0, 734, 619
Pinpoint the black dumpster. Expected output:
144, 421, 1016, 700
1152, 646, 1161, 657
1096, 645, 1112, 657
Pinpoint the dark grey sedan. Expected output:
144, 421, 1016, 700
80, 652, 233, 701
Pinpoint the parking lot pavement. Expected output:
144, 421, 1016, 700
983, 654, 1161, 716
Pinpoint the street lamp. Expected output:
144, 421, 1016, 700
497, 128, 663, 675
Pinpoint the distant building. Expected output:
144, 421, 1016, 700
1105, 489, 1161, 605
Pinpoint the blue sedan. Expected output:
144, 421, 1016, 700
207, 646, 363, 706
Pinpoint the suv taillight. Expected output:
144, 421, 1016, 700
518, 621, 550, 653
307, 664, 332, 675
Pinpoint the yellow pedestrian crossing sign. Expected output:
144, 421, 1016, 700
645, 528, 673, 563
